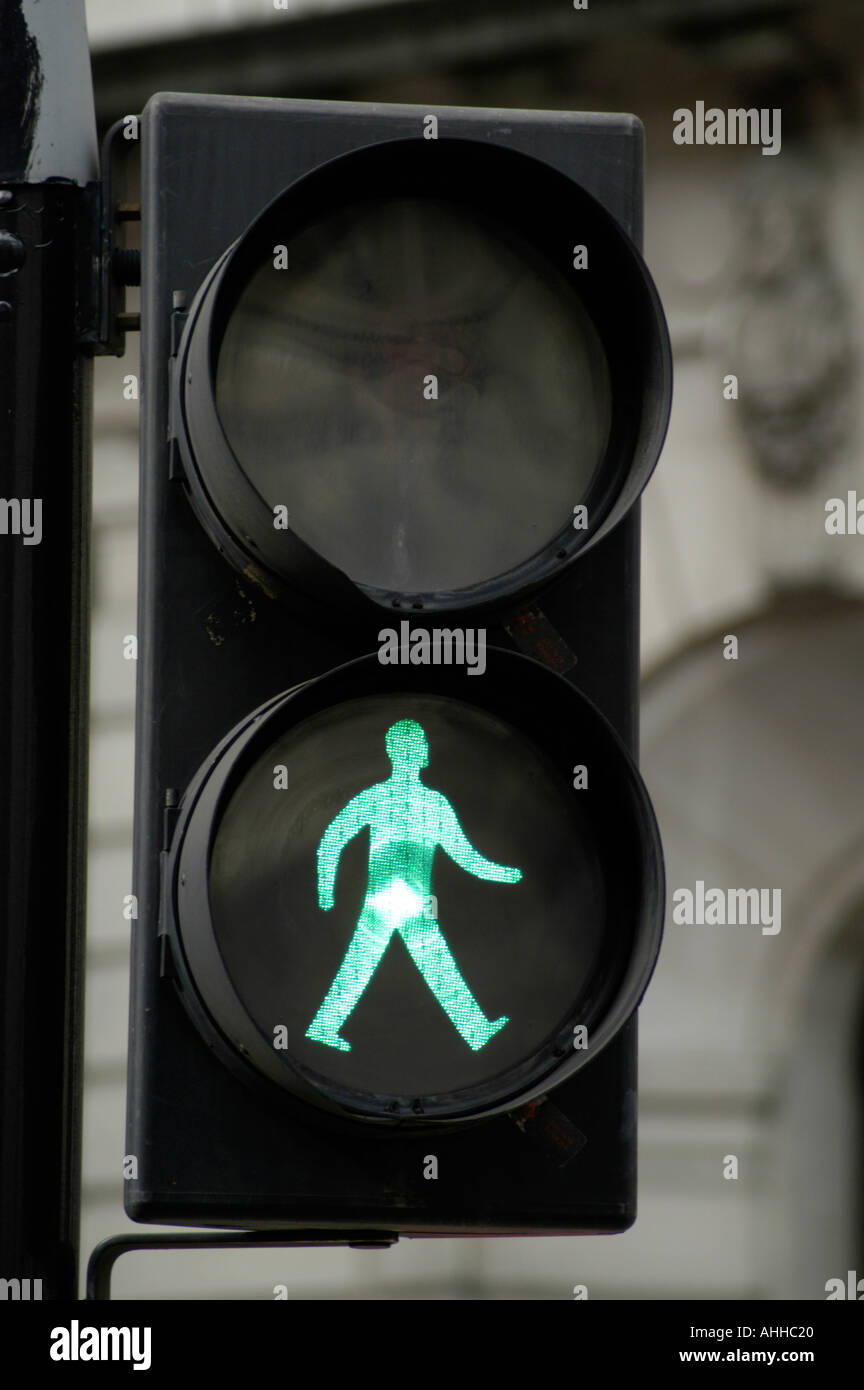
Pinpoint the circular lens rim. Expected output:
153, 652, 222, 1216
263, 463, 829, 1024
168, 649, 665, 1125
176, 136, 672, 619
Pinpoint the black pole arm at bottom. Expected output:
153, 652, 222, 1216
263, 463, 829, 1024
86, 1230, 398, 1300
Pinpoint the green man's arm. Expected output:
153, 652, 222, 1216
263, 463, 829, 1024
317, 792, 370, 910
438, 800, 522, 884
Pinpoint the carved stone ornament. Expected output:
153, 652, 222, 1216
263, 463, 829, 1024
725, 160, 855, 489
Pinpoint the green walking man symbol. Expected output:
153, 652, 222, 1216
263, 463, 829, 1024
305, 718, 522, 1053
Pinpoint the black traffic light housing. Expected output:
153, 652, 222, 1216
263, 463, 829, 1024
126, 94, 670, 1234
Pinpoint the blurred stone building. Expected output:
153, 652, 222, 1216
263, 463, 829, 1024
82, 0, 864, 1298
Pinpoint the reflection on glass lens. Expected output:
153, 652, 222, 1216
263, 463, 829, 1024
216, 197, 611, 593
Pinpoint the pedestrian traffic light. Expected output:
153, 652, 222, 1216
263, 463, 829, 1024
126, 95, 670, 1235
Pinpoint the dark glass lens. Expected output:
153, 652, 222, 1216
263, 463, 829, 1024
215, 196, 611, 594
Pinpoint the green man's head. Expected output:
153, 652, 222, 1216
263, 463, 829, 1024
385, 719, 429, 774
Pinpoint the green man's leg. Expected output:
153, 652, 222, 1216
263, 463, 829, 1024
398, 915, 508, 1051
306, 911, 394, 1051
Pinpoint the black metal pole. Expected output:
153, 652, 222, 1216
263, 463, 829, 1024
0, 0, 96, 1300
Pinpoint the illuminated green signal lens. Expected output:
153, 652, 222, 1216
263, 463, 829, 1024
306, 718, 520, 1052
207, 691, 606, 1104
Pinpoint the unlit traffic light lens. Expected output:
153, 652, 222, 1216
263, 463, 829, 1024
215, 195, 611, 593
176, 138, 671, 615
